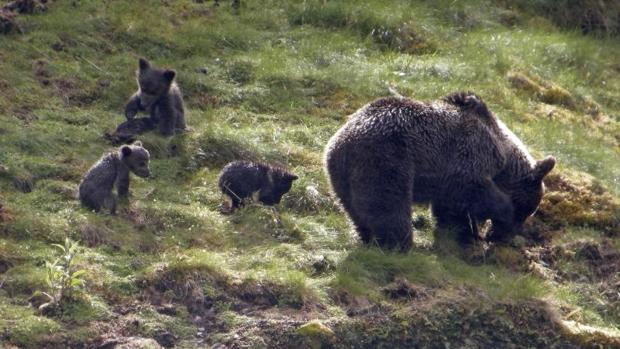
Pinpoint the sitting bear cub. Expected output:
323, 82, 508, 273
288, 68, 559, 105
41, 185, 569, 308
110, 58, 185, 143
78, 141, 150, 214
218, 161, 298, 213
324, 92, 555, 250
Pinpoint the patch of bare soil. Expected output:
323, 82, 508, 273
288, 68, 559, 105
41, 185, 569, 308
381, 277, 430, 301
211, 289, 586, 349
537, 172, 620, 236
0, 1, 50, 34
0, 8, 17, 34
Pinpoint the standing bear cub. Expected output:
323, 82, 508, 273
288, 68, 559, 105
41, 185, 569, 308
110, 58, 186, 143
324, 92, 555, 250
218, 161, 298, 213
78, 141, 150, 214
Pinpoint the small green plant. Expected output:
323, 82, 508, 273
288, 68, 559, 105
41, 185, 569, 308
36, 238, 87, 312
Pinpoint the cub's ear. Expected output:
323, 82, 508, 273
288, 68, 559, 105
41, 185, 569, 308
533, 156, 556, 181
288, 174, 299, 181
163, 70, 176, 82
132, 140, 143, 147
139, 58, 150, 71
121, 145, 132, 157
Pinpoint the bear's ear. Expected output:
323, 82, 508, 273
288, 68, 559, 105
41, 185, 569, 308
139, 58, 150, 71
163, 70, 176, 82
121, 145, 132, 157
533, 156, 556, 181
132, 140, 142, 147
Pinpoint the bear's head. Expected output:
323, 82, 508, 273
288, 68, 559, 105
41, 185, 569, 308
260, 168, 298, 205
136, 58, 176, 109
120, 141, 151, 178
507, 156, 556, 229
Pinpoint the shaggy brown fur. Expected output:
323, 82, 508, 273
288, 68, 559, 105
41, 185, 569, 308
324, 92, 555, 250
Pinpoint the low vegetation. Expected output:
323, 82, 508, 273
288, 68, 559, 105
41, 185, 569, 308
0, 0, 618, 347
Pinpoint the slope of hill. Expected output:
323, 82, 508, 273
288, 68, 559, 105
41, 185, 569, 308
0, 0, 619, 347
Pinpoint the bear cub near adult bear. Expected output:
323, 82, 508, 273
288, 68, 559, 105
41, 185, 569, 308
324, 92, 555, 251
111, 58, 186, 143
218, 160, 298, 213
78, 141, 150, 214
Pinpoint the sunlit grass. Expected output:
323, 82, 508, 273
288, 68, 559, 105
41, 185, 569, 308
0, 0, 618, 346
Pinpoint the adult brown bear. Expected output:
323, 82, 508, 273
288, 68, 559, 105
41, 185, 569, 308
324, 92, 555, 251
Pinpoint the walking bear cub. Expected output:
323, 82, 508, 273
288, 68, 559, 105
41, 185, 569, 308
110, 58, 186, 143
324, 92, 555, 250
78, 141, 150, 214
218, 161, 298, 213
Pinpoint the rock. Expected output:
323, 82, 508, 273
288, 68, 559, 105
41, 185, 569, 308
117, 338, 162, 349
558, 320, 620, 348
297, 320, 335, 349
99, 337, 163, 349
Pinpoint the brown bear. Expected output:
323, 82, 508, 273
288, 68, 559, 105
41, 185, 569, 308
78, 141, 150, 214
107, 58, 186, 144
324, 92, 555, 250
218, 160, 298, 213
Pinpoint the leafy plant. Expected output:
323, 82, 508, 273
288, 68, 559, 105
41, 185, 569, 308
36, 238, 87, 312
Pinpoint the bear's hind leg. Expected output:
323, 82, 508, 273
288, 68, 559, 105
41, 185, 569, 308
346, 209, 374, 245
352, 193, 412, 251
370, 208, 413, 251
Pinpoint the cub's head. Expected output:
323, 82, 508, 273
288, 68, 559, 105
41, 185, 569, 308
120, 141, 151, 178
509, 156, 556, 228
263, 168, 298, 205
136, 58, 176, 108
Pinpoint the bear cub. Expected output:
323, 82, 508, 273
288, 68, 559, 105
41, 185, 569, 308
78, 141, 150, 214
218, 160, 298, 213
111, 58, 186, 143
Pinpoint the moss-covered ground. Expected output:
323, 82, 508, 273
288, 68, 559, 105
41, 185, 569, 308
0, 0, 619, 347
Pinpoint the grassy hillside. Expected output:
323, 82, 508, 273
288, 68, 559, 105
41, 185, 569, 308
0, 0, 619, 347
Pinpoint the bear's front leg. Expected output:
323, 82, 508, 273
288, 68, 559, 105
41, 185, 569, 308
116, 170, 130, 198
103, 194, 117, 215
467, 178, 515, 244
125, 92, 143, 120
432, 201, 481, 245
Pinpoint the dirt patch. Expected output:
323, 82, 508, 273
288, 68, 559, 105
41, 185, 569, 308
123, 206, 166, 232
80, 224, 108, 248
31, 60, 101, 107
508, 71, 576, 109
12, 105, 38, 124
0, 0, 48, 34
371, 22, 437, 55
3, 0, 49, 14
538, 172, 620, 236
381, 277, 430, 301
215, 296, 587, 348
0, 8, 18, 34
144, 266, 216, 314
571, 239, 619, 279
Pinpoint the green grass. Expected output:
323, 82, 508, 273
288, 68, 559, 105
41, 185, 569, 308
0, 0, 619, 347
